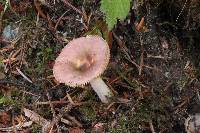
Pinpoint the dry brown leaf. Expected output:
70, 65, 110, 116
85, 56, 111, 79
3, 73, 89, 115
68, 127, 85, 133
135, 17, 149, 32
23, 108, 52, 133
0, 112, 11, 125
23, 108, 49, 126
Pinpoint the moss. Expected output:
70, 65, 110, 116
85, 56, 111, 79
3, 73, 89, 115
31, 124, 41, 133
0, 91, 24, 109
107, 115, 133, 133
106, 93, 172, 132
0, 96, 14, 105
79, 105, 96, 120
78, 90, 97, 120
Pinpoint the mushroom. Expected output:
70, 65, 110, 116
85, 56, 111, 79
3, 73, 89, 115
53, 35, 113, 103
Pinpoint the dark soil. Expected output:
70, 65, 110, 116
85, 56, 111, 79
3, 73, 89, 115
0, 0, 200, 132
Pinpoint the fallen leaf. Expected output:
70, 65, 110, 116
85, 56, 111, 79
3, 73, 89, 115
23, 108, 52, 133
69, 127, 85, 133
0, 112, 11, 125
23, 108, 49, 126
135, 17, 149, 32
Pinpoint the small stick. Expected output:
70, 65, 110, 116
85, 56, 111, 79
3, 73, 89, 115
61, 0, 82, 15
0, 79, 36, 90
0, 121, 32, 132
66, 93, 75, 105
45, 89, 61, 133
47, 13, 56, 33
2, 58, 16, 63
61, 118, 73, 126
55, 10, 69, 30
139, 35, 144, 75
108, 76, 121, 84
34, 0, 46, 19
176, 0, 188, 22
16, 67, 33, 83
12, 49, 21, 58
147, 54, 165, 59
196, 89, 200, 102
112, 32, 140, 69
64, 114, 83, 127
19, 90, 39, 97
149, 120, 156, 133
143, 65, 162, 72
138, 86, 144, 99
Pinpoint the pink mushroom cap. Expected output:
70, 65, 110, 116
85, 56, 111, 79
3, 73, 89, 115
53, 35, 110, 87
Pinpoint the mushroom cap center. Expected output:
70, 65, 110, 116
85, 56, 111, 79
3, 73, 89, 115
73, 54, 94, 72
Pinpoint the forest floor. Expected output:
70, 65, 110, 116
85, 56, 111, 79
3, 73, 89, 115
0, 0, 200, 132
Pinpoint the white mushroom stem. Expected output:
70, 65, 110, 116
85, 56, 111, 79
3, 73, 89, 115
90, 77, 113, 103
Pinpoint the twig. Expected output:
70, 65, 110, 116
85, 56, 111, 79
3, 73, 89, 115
0, 12, 3, 32
80, 7, 88, 30
2, 58, 16, 63
112, 32, 140, 69
149, 120, 156, 133
61, 118, 73, 126
139, 35, 144, 75
138, 86, 144, 99
0, 121, 32, 132
19, 90, 39, 97
86, 12, 92, 27
108, 76, 121, 84
12, 49, 21, 59
34, 0, 47, 19
12, 116, 17, 133
36, 100, 69, 105
143, 65, 162, 72
66, 93, 75, 105
0, 79, 36, 90
106, 102, 116, 110
16, 67, 33, 83
47, 13, 56, 33
147, 54, 165, 59
173, 97, 191, 114
176, 0, 188, 22
64, 114, 83, 127
61, 0, 82, 15
55, 106, 82, 127
45, 89, 61, 133
55, 10, 69, 30
197, 89, 200, 102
